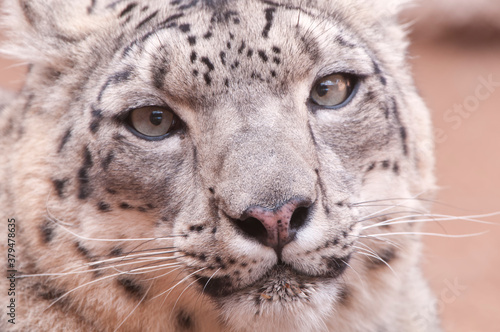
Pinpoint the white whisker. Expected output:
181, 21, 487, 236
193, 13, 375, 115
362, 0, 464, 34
47, 218, 184, 242
362, 231, 489, 239
363, 211, 500, 230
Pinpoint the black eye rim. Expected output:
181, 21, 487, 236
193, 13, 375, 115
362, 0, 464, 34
124, 105, 184, 141
309, 73, 360, 110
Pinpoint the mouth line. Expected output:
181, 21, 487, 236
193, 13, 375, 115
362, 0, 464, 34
195, 259, 347, 299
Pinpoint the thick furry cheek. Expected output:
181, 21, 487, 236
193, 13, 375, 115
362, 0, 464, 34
217, 282, 340, 332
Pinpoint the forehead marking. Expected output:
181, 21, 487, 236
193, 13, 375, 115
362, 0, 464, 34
262, 7, 276, 38
136, 10, 159, 30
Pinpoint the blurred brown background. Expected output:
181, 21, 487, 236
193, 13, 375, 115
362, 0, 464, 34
1, 1, 499, 331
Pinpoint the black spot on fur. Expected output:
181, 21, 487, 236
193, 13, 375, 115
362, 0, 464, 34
366, 162, 376, 172
110, 247, 123, 256
364, 90, 376, 104
315, 169, 331, 216
40, 219, 55, 244
334, 35, 356, 48
52, 178, 68, 198
382, 160, 390, 169
119, 3, 137, 17
76, 242, 92, 259
238, 41, 246, 54
195, 275, 232, 297
58, 128, 72, 153
101, 151, 114, 171
203, 73, 212, 85
106, 188, 117, 195
247, 49, 254, 57
369, 248, 397, 269
192, 69, 199, 77
35, 283, 66, 302
97, 201, 111, 212
326, 255, 350, 278
273, 57, 281, 65
178, 0, 199, 11
179, 23, 191, 33
98, 70, 132, 101
201, 57, 215, 71
400, 126, 408, 155
87, 0, 97, 14
226, 41, 231, 49
20, 2, 36, 27
89, 121, 99, 134
117, 278, 145, 299
188, 36, 196, 45
90, 108, 103, 134
337, 286, 351, 305
177, 310, 193, 330
224, 78, 229, 87
203, 31, 213, 39
190, 51, 197, 63
152, 65, 167, 89
136, 10, 158, 29
262, 8, 276, 38
78, 147, 93, 200
251, 71, 265, 81
372, 59, 386, 85
257, 50, 268, 62
393, 162, 400, 175
120, 202, 133, 210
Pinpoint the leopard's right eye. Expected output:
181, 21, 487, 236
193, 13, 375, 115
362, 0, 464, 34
310, 74, 357, 108
127, 106, 177, 140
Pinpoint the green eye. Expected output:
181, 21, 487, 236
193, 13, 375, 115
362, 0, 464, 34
128, 106, 176, 138
310, 74, 356, 107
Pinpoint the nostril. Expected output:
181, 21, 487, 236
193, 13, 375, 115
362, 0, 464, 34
232, 217, 268, 242
229, 199, 313, 253
289, 206, 310, 232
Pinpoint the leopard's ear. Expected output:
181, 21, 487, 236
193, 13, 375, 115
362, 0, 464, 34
0, 0, 115, 66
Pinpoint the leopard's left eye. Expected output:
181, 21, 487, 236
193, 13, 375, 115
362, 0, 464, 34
127, 106, 177, 139
310, 74, 356, 108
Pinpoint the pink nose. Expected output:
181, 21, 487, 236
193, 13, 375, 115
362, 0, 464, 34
233, 199, 311, 256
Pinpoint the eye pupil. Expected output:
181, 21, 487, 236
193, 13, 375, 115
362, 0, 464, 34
150, 110, 163, 126
316, 83, 329, 97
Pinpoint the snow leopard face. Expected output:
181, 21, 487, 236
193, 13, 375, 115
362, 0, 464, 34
0, 0, 438, 331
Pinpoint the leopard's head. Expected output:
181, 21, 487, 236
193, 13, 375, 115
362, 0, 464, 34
3, 0, 434, 330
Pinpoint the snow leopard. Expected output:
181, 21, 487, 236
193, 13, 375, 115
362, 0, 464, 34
0, 0, 440, 331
